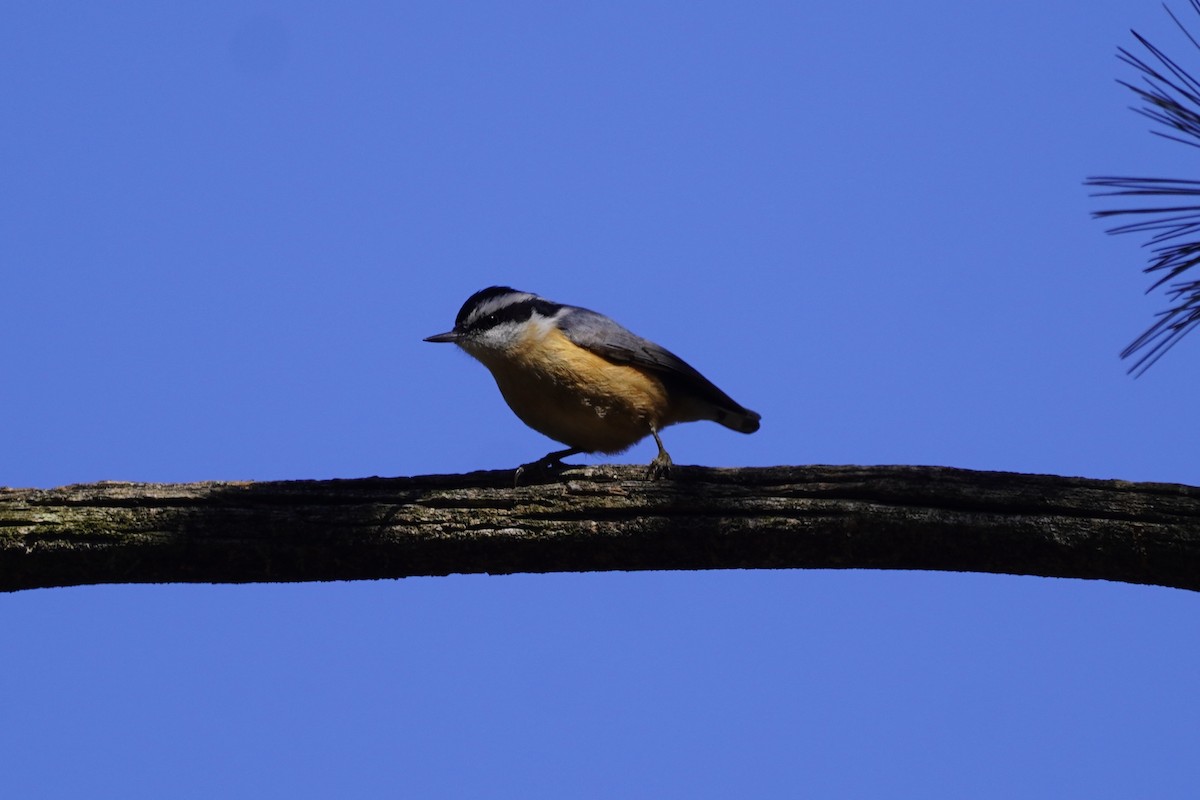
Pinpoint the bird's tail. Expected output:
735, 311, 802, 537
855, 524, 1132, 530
711, 404, 761, 434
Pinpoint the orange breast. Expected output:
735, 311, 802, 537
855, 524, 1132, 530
476, 326, 673, 454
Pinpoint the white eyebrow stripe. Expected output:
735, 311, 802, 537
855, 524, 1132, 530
465, 292, 537, 326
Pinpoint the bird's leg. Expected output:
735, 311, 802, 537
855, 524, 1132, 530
647, 427, 673, 479
514, 447, 583, 486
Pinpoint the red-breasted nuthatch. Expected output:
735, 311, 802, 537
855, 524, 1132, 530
425, 286, 760, 477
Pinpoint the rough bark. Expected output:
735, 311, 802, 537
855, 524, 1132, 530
1, 465, 1198, 593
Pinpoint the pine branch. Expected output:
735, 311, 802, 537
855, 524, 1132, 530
1087, 0, 1200, 374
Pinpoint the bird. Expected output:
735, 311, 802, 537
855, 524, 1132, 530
424, 286, 760, 478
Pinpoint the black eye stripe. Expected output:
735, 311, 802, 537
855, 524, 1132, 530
467, 298, 560, 331
455, 286, 519, 329
452, 287, 563, 334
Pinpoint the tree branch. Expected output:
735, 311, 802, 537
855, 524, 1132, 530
2, 465, 1198, 593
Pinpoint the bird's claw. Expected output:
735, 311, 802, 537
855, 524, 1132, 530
646, 450, 673, 480
514, 456, 569, 487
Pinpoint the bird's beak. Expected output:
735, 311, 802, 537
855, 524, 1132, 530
424, 331, 459, 343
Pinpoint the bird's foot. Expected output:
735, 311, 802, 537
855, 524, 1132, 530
646, 428, 673, 479
646, 449, 673, 480
514, 448, 582, 486
514, 458, 566, 486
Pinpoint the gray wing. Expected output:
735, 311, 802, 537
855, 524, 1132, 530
557, 305, 751, 415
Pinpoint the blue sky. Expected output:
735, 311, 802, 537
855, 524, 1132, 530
4, 1, 1199, 796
